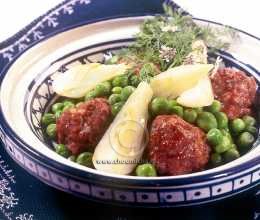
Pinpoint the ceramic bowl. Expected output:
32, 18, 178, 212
0, 0, 259, 207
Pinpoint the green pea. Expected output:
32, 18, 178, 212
85, 90, 98, 101
221, 129, 234, 144
168, 99, 178, 108
230, 118, 246, 134
106, 55, 119, 64
237, 132, 255, 151
95, 81, 112, 96
63, 100, 74, 106
211, 153, 222, 167
55, 110, 63, 119
63, 103, 75, 112
230, 144, 237, 149
204, 100, 222, 113
108, 94, 121, 105
51, 103, 64, 113
111, 102, 125, 116
68, 155, 76, 162
196, 112, 218, 132
135, 163, 157, 177
112, 75, 128, 87
194, 107, 203, 113
215, 112, 228, 129
112, 86, 122, 94
207, 128, 223, 146
55, 144, 71, 158
150, 97, 169, 116
76, 152, 93, 167
223, 149, 240, 162
242, 115, 256, 127
183, 109, 198, 123
41, 113, 56, 126
245, 126, 258, 135
46, 124, 56, 138
170, 106, 184, 117
120, 86, 135, 101
214, 136, 231, 153
129, 75, 141, 87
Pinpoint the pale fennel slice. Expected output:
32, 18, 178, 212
150, 64, 214, 99
52, 63, 128, 98
177, 76, 214, 107
93, 82, 153, 175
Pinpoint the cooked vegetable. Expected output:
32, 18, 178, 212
85, 90, 98, 101
223, 148, 240, 162
42, 113, 56, 126
170, 105, 184, 117
112, 75, 129, 87
177, 76, 214, 107
196, 112, 218, 132
207, 128, 223, 146
55, 110, 62, 119
93, 82, 153, 175
230, 118, 246, 134
76, 152, 93, 167
129, 75, 141, 87
242, 115, 256, 127
135, 163, 157, 177
95, 81, 112, 96
52, 103, 64, 113
215, 136, 231, 153
112, 86, 122, 94
183, 109, 198, 123
46, 124, 56, 138
120, 86, 135, 101
237, 132, 255, 150
150, 97, 169, 116
111, 102, 125, 116
205, 100, 222, 113
52, 63, 127, 98
245, 126, 257, 135
55, 144, 71, 158
150, 64, 213, 98
108, 94, 122, 105
215, 112, 228, 129
211, 153, 222, 166
63, 101, 75, 111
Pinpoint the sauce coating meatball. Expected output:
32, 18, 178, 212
148, 115, 210, 176
57, 98, 111, 155
211, 68, 257, 119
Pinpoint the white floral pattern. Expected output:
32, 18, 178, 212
0, 0, 91, 62
15, 213, 34, 220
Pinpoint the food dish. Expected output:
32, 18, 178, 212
0, 0, 259, 207
42, 5, 258, 177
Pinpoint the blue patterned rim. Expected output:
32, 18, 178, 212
0, 0, 259, 207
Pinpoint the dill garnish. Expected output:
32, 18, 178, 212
112, 3, 237, 76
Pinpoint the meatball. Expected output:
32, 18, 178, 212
148, 115, 210, 176
57, 98, 111, 155
211, 68, 257, 119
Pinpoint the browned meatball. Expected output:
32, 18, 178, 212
211, 68, 257, 119
57, 98, 111, 155
148, 115, 210, 176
